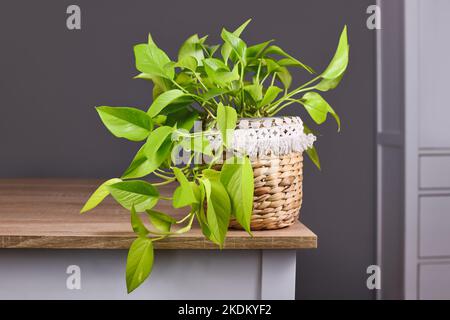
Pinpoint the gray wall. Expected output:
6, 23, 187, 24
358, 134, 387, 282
0, 0, 376, 299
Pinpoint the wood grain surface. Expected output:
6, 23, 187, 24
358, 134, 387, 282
0, 179, 317, 249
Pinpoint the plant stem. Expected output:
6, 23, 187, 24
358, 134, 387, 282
152, 178, 175, 186
151, 235, 168, 241
176, 129, 213, 138
203, 105, 216, 119
270, 73, 276, 86
170, 78, 216, 109
267, 99, 298, 116
176, 212, 193, 224
256, 59, 262, 83
193, 72, 208, 91
208, 146, 223, 169
260, 73, 270, 86
154, 171, 173, 180
239, 61, 246, 112
264, 79, 319, 115
156, 168, 174, 175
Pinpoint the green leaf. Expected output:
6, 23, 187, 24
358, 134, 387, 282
178, 34, 205, 66
173, 167, 191, 188
160, 101, 193, 116
203, 58, 239, 86
209, 45, 221, 56
196, 209, 211, 239
96, 107, 153, 141
221, 19, 251, 63
145, 137, 173, 173
126, 237, 154, 293
201, 88, 229, 101
165, 109, 198, 131
277, 58, 316, 74
130, 205, 149, 237
276, 67, 292, 89
211, 67, 240, 86
121, 144, 150, 179
134, 72, 155, 80
264, 58, 281, 73
202, 168, 221, 180
217, 103, 237, 147
196, 138, 213, 156
277, 57, 312, 70
303, 125, 321, 170
299, 93, 327, 124
195, 183, 212, 239
152, 114, 167, 126
147, 33, 156, 45
202, 43, 221, 57
174, 213, 195, 234
122, 126, 174, 179
175, 72, 194, 86
321, 25, 349, 80
221, 28, 247, 65
147, 125, 173, 146
190, 182, 202, 208
300, 92, 341, 130
231, 18, 252, 36
107, 180, 159, 212
80, 178, 122, 213
258, 86, 282, 107
153, 85, 165, 100
179, 133, 213, 156
246, 40, 273, 60
203, 58, 229, 71
316, 73, 344, 92
244, 84, 263, 103
220, 156, 254, 234
176, 56, 197, 71
264, 45, 315, 74
147, 89, 192, 118
134, 43, 174, 80
134, 74, 172, 99
172, 167, 197, 208
201, 176, 231, 248
134, 73, 172, 87
146, 209, 176, 233
305, 146, 321, 170
198, 35, 208, 44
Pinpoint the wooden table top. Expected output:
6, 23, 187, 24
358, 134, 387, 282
0, 179, 317, 250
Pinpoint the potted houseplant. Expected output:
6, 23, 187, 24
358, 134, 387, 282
81, 19, 349, 293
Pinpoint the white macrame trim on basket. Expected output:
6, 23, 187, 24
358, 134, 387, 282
207, 116, 316, 158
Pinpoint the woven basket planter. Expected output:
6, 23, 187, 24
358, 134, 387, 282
209, 116, 316, 230
229, 152, 304, 230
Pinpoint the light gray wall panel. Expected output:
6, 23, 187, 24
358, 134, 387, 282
419, 196, 450, 258
419, 0, 450, 148
419, 263, 450, 299
420, 156, 450, 189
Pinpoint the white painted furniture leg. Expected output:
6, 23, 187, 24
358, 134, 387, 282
260, 250, 297, 300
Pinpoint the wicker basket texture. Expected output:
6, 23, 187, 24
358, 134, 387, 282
229, 152, 303, 230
